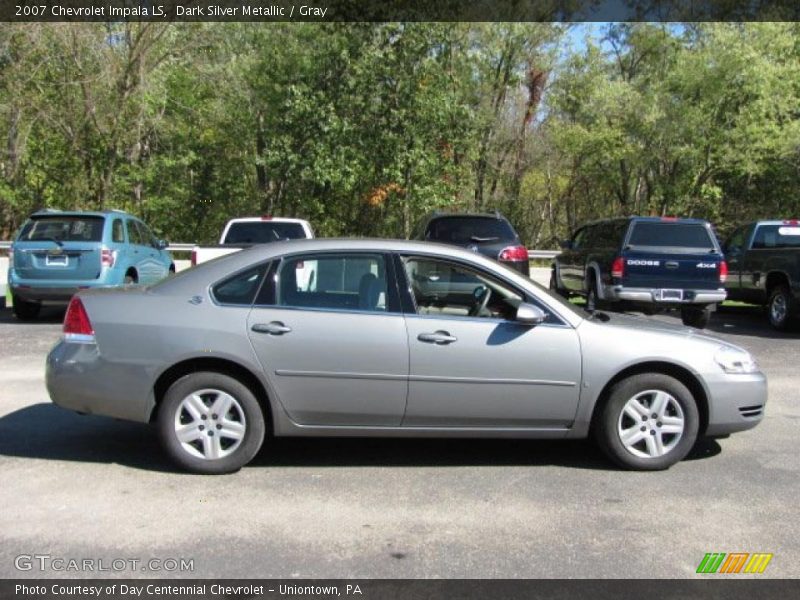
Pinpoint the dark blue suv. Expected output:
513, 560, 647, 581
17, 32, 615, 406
550, 216, 727, 328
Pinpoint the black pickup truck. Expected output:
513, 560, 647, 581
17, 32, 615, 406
551, 216, 728, 328
723, 220, 800, 330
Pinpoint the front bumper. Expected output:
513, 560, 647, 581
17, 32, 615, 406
602, 284, 726, 305
46, 340, 155, 423
703, 371, 767, 436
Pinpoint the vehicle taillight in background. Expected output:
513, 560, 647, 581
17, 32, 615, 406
101, 247, 116, 268
63, 296, 95, 342
611, 257, 625, 279
191, 248, 198, 267
719, 260, 728, 283
498, 245, 529, 262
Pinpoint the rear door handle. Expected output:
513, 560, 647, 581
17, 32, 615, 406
251, 322, 292, 335
418, 331, 457, 345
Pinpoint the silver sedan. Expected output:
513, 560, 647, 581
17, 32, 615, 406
46, 239, 766, 474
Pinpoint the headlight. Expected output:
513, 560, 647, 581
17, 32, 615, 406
714, 345, 758, 374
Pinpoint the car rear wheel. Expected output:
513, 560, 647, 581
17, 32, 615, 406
594, 373, 699, 471
158, 372, 266, 474
680, 305, 711, 329
11, 294, 41, 321
767, 285, 797, 331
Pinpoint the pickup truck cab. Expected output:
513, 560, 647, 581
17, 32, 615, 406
723, 219, 800, 330
551, 216, 727, 328
8, 209, 173, 320
190, 216, 314, 266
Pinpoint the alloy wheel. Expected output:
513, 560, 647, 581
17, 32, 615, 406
173, 388, 247, 460
617, 389, 685, 459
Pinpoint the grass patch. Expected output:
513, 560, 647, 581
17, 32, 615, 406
4, 286, 10, 308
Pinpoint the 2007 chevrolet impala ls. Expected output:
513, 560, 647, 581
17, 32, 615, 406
46, 239, 766, 474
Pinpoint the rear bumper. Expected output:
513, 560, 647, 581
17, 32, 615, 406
11, 285, 83, 304
602, 284, 726, 305
46, 339, 155, 422
704, 371, 767, 436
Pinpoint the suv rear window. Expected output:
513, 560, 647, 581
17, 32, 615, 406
627, 222, 715, 249
18, 216, 104, 242
426, 217, 516, 244
223, 222, 307, 244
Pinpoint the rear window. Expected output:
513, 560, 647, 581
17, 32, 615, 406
752, 225, 800, 249
426, 217, 516, 243
223, 222, 307, 244
627, 222, 715, 249
17, 216, 105, 242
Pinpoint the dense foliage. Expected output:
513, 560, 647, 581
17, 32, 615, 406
1, 22, 799, 245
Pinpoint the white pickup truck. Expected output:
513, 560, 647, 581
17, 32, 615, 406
191, 216, 316, 291
190, 216, 315, 267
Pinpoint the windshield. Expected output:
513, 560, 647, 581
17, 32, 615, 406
627, 222, 715, 249
426, 217, 516, 243
18, 216, 105, 242
223, 222, 307, 244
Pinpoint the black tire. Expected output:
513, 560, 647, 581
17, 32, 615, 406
585, 277, 605, 312
11, 294, 41, 321
594, 373, 699, 471
680, 305, 711, 329
767, 285, 797, 331
549, 269, 568, 298
158, 371, 266, 474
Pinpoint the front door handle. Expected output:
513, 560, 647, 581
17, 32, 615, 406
418, 331, 457, 345
251, 322, 292, 335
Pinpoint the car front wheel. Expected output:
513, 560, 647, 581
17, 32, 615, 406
595, 373, 699, 471
158, 371, 266, 474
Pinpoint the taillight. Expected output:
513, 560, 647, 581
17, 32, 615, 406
719, 260, 728, 283
101, 247, 115, 268
611, 257, 625, 279
191, 248, 198, 267
63, 297, 95, 342
498, 245, 529, 262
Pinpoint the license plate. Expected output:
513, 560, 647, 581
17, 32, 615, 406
45, 254, 68, 267
658, 289, 683, 301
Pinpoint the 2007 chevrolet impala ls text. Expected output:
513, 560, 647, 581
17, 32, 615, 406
45, 239, 766, 474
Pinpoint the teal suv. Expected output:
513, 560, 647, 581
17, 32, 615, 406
8, 210, 174, 320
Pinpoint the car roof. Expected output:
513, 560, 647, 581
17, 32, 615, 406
226, 217, 311, 224
29, 209, 132, 218
427, 211, 509, 221
580, 216, 711, 227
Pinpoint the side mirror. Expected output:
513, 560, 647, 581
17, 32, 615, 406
156, 239, 168, 250
516, 302, 547, 326
559, 239, 573, 250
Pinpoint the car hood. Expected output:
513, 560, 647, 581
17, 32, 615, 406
585, 310, 738, 349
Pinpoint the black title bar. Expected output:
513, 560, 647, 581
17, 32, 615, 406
3, 0, 800, 22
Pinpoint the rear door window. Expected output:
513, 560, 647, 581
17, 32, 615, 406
18, 216, 105, 242
277, 253, 391, 313
627, 222, 715, 250
425, 217, 516, 244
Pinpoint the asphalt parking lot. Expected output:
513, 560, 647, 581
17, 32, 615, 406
0, 303, 797, 579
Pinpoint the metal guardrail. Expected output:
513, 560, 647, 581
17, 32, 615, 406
0, 240, 560, 258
